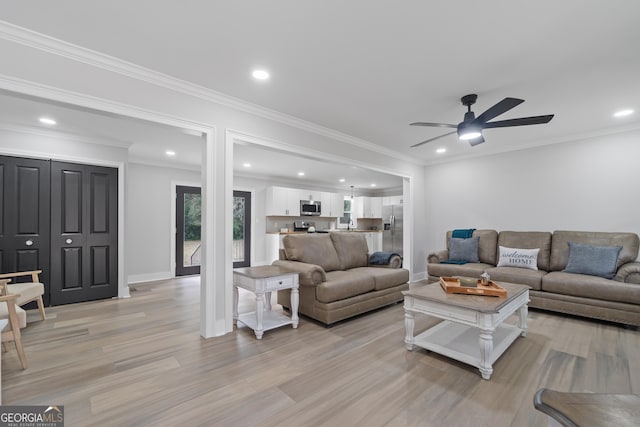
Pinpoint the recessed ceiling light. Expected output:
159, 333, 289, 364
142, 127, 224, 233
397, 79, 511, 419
297, 172, 305, 176
436, 148, 447, 154
370, 183, 377, 187
339, 178, 346, 183
243, 163, 251, 168
613, 109, 634, 118
166, 150, 176, 156
39, 117, 56, 125
252, 69, 270, 80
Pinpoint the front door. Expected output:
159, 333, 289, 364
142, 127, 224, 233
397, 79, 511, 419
176, 186, 201, 276
49, 161, 118, 305
0, 156, 51, 304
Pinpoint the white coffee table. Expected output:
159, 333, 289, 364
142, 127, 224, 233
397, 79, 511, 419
233, 265, 299, 339
403, 281, 529, 380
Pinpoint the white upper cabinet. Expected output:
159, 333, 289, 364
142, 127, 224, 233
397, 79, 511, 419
356, 196, 382, 218
382, 195, 403, 206
266, 186, 302, 216
320, 192, 345, 217
266, 186, 343, 217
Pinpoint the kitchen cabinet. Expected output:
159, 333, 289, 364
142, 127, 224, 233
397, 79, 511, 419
266, 186, 343, 217
320, 192, 345, 217
266, 186, 303, 216
382, 195, 403, 206
356, 197, 382, 218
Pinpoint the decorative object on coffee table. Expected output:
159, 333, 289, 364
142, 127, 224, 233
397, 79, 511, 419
439, 276, 507, 297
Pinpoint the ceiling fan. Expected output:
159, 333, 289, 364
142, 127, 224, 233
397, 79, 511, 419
410, 94, 554, 148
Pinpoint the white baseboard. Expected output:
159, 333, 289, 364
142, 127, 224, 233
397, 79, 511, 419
128, 271, 172, 284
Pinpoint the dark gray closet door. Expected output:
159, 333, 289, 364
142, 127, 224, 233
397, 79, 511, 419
50, 161, 118, 305
0, 156, 51, 304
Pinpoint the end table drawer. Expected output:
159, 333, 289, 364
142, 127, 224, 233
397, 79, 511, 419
265, 275, 296, 291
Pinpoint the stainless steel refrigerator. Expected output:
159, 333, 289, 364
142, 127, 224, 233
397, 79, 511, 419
382, 204, 403, 256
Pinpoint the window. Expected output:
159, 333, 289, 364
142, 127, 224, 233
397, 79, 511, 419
339, 197, 353, 228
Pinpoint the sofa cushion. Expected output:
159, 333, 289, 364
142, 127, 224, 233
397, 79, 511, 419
448, 237, 479, 263
484, 266, 546, 291
428, 262, 493, 279
351, 267, 409, 291
316, 270, 375, 303
447, 229, 498, 265
563, 242, 622, 279
498, 231, 552, 271
330, 232, 369, 270
542, 271, 640, 305
550, 231, 640, 271
497, 246, 540, 270
282, 234, 341, 272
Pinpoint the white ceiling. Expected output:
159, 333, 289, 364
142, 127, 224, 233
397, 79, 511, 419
1, 1, 639, 185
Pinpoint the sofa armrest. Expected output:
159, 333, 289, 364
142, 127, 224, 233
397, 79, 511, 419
615, 261, 640, 284
272, 260, 326, 286
427, 250, 448, 264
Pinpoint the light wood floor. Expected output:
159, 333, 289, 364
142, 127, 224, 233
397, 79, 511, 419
3, 277, 639, 426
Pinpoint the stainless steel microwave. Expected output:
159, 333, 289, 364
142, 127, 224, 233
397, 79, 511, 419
300, 200, 321, 216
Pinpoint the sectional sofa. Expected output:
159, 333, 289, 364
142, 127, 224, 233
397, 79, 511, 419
273, 232, 409, 325
427, 230, 640, 326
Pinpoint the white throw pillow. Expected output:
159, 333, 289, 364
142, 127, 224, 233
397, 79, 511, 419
497, 246, 540, 270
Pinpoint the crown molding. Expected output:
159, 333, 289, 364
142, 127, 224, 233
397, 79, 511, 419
0, 20, 422, 166
0, 121, 133, 148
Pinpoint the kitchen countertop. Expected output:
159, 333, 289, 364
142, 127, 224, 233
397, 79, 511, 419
266, 230, 381, 235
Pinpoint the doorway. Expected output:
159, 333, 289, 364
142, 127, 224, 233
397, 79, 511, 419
176, 185, 201, 276
233, 190, 251, 268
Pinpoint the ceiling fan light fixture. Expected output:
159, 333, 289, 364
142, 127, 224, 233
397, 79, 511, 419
457, 121, 482, 140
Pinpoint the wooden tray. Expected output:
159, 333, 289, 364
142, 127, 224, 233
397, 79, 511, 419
439, 276, 507, 297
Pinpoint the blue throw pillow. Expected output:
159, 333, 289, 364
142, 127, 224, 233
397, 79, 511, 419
563, 242, 622, 279
448, 237, 480, 263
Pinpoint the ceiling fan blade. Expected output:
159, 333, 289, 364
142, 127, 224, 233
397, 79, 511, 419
410, 131, 457, 148
468, 135, 485, 146
475, 97, 524, 123
483, 114, 554, 129
410, 122, 457, 128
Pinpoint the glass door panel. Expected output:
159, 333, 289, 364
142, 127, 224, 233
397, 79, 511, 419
233, 190, 251, 268
176, 186, 201, 276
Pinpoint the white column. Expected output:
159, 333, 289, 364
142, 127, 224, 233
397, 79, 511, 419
200, 128, 233, 338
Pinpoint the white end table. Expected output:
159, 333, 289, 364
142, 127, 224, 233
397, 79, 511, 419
233, 266, 299, 339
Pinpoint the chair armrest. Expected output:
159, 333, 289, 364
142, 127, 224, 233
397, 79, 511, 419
427, 250, 449, 264
0, 270, 43, 283
272, 260, 326, 286
615, 261, 640, 284
0, 293, 20, 303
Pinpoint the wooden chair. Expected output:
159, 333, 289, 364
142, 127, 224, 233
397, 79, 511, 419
0, 279, 28, 369
0, 270, 46, 320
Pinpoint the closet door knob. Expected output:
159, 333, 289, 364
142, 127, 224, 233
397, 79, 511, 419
25, 240, 33, 246
66, 238, 73, 244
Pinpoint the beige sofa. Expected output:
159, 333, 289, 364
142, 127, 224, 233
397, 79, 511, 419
273, 232, 409, 325
428, 230, 640, 326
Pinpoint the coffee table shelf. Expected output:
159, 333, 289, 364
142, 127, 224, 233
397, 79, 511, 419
412, 320, 523, 369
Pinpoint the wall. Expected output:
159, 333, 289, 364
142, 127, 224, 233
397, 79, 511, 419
0, 28, 428, 336
423, 129, 640, 262
127, 162, 200, 282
